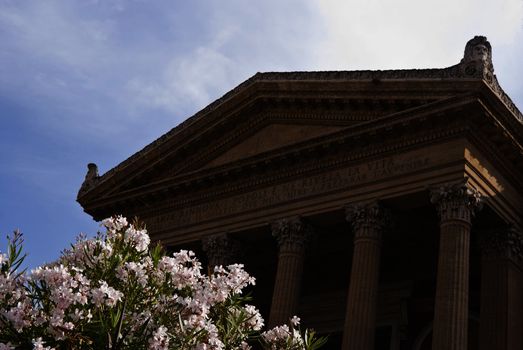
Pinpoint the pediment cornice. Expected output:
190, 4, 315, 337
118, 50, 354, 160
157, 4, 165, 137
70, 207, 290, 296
79, 79, 505, 202
79, 92, 523, 219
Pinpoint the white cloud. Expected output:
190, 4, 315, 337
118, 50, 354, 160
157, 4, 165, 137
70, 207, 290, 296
125, 31, 238, 114
125, 0, 523, 116
0, 1, 324, 131
313, 0, 523, 70
123, 0, 324, 115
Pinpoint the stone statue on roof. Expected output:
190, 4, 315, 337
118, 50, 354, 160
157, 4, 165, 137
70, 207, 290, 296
78, 163, 100, 197
460, 36, 494, 81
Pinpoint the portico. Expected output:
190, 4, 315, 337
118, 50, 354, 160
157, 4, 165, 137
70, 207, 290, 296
78, 36, 523, 349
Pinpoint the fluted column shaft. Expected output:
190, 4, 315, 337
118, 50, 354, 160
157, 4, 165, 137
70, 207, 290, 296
479, 227, 523, 350
431, 182, 481, 350
269, 217, 312, 328
342, 202, 390, 350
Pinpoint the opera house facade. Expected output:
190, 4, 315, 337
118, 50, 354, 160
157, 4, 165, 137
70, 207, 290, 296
78, 37, 523, 350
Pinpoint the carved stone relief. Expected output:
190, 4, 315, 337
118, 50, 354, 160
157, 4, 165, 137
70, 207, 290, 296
479, 226, 523, 261
202, 233, 242, 267
430, 180, 483, 223
271, 216, 313, 252
345, 201, 391, 240
148, 154, 431, 232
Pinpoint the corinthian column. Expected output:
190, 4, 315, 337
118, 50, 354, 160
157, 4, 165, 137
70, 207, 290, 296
202, 233, 241, 270
479, 226, 523, 350
268, 216, 312, 328
430, 181, 482, 350
342, 201, 390, 350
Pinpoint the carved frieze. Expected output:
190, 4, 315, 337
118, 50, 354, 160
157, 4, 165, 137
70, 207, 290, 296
148, 154, 431, 232
271, 217, 313, 252
430, 180, 483, 224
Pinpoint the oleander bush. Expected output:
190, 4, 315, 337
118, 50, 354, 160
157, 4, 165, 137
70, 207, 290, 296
0, 216, 326, 350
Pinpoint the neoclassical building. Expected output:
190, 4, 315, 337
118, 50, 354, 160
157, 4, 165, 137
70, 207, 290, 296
77, 37, 523, 350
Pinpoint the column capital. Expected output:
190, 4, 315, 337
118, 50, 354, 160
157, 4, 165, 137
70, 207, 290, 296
345, 201, 391, 239
202, 233, 241, 267
479, 226, 523, 261
271, 216, 313, 252
430, 180, 482, 223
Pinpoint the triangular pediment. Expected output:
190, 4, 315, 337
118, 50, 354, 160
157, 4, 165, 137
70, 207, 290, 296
203, 123, 346, 169
79, 65, 515, 212
87, 95, 448, 199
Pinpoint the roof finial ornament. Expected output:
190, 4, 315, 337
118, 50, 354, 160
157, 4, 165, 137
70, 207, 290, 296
460, 36, 494, 81
78, 163, 100, 197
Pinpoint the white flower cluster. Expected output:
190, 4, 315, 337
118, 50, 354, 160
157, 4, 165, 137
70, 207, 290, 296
262, 317, 306, 350
0, 216, 321, 350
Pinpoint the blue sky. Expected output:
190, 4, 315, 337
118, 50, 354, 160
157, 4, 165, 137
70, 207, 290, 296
1, 0, 522, 268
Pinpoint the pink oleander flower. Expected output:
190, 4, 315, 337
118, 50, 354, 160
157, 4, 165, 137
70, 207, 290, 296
148, 326, 169, 350
290, 316, 300, 327
32, 337, 55, 350
0, 216, 325, 350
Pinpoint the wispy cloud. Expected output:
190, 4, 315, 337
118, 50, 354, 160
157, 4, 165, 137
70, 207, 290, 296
126, 45, 235, 113
123, 0, 324, 115
0, 1, 323, 142
0, 0, 522, 269
2, 0, 521, 124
